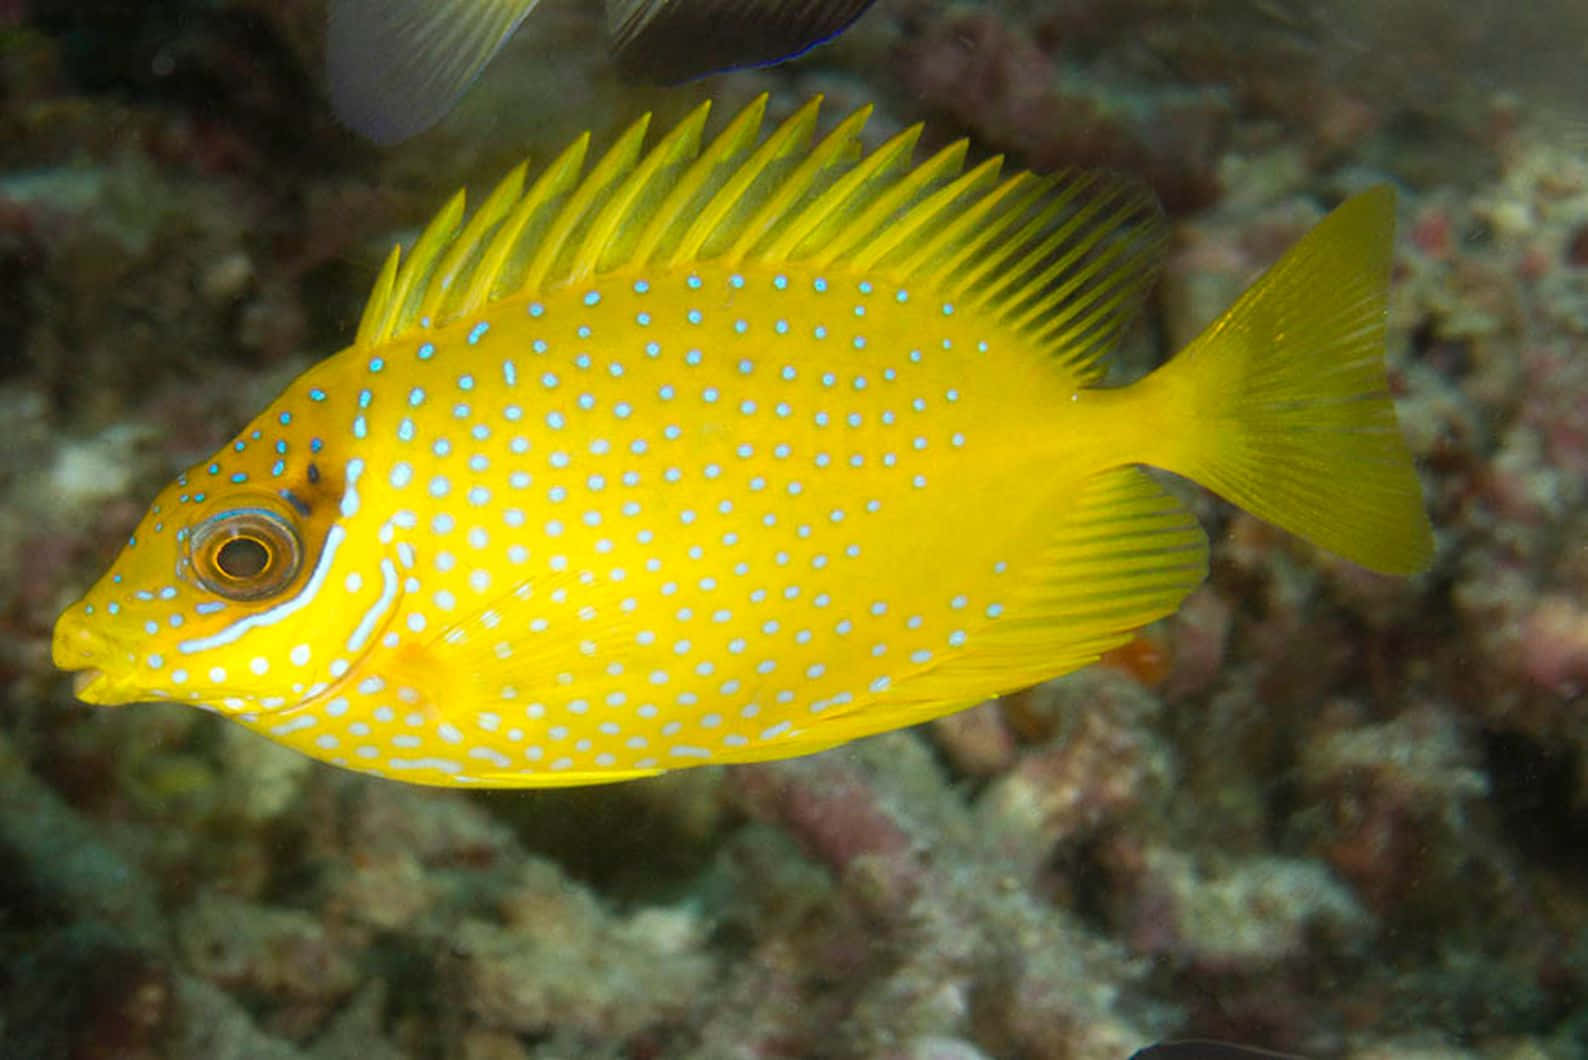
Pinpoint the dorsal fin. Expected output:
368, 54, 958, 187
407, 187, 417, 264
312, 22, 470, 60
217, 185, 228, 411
353, 95, 1167, 381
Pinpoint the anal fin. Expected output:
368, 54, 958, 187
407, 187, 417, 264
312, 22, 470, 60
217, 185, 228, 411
809, 466, 1209, 741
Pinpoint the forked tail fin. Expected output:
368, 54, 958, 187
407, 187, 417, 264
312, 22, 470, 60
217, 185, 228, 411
1139, 187, 1433, 574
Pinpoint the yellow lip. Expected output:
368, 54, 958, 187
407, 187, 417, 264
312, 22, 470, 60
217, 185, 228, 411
71, 667, 106, 700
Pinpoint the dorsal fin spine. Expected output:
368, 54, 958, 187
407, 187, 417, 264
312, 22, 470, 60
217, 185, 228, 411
381, 190, 466, 345
523, 115, 652, 294
965, 173, 1117, 312
421, 161, 527, 324
957, 176, 1095, 310
628, 95, 768, 267
734, 104, 876, 265
811, 136, 963, 270
666, 96, 823, 268
1009, 225, 1146, 336
352, 96, 1167, 389
355, 245, 402, 348
797, 127, 922, 267
902, 174, 1047, 290
473, 134, 591, 306
568, 102, 713, 281
774, 115, 920, 266
848, 151, 996, 274
1009, 185, 1163, 368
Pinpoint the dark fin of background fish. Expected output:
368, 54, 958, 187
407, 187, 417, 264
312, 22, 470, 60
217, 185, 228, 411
606, 0, 879, 83
327, 0, 541, 144
1131, 1041, 1305, 1060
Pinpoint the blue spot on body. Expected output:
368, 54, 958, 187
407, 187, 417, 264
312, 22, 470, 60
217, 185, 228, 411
467, 323, 489, 344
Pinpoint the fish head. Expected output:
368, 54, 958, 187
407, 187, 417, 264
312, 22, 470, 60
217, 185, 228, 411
53, 382, 384, 717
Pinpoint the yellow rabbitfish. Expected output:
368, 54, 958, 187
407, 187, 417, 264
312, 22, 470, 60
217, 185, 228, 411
52, 96, 1433, 788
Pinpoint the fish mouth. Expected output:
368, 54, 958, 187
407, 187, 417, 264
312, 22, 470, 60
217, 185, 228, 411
71, 667, 107, 699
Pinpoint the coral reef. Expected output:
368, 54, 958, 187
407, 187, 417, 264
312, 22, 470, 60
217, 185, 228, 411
2, 1, 1587, 1057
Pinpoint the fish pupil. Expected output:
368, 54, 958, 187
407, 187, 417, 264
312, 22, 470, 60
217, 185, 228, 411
216, 536, 271, 579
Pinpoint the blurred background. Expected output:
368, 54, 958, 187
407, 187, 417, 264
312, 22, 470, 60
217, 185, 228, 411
1, 1, 1587, 1056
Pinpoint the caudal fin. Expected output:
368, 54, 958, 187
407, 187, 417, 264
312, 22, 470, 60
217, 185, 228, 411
1144, 187, 1433, 575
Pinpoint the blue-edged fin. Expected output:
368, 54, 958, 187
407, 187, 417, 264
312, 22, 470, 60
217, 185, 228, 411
1128, 186, 1434, 575
1130, 1042, 1304, 1060
328, 0, 541, 144
606, 0, 879, 82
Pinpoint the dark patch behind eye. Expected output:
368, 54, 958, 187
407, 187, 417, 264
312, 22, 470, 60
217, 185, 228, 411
307, 462, 321, 485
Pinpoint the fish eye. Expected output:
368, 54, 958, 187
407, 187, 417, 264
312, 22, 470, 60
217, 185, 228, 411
189, 508, 302, 601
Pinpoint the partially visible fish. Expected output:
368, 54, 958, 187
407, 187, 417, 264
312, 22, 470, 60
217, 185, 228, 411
328, 0, 879, 144
1131, 1041, 1304, 1060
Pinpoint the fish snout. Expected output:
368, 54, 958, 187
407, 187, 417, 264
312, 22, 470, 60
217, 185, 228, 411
51, 616, 122, 705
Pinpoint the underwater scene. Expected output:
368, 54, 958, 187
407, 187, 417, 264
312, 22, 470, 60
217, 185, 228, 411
3, 0, 1587, 1056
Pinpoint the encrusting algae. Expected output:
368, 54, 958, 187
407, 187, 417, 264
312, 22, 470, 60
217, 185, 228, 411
51, 96, 1433, 788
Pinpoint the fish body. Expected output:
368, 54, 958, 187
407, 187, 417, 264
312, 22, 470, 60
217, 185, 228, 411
328, 0, 879, 144
53, 97, 1432, 787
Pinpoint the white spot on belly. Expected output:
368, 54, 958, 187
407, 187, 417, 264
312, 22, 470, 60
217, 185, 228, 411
468, 747, 512, 769
271, 714, 317, 736
390, 757, 462, 774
